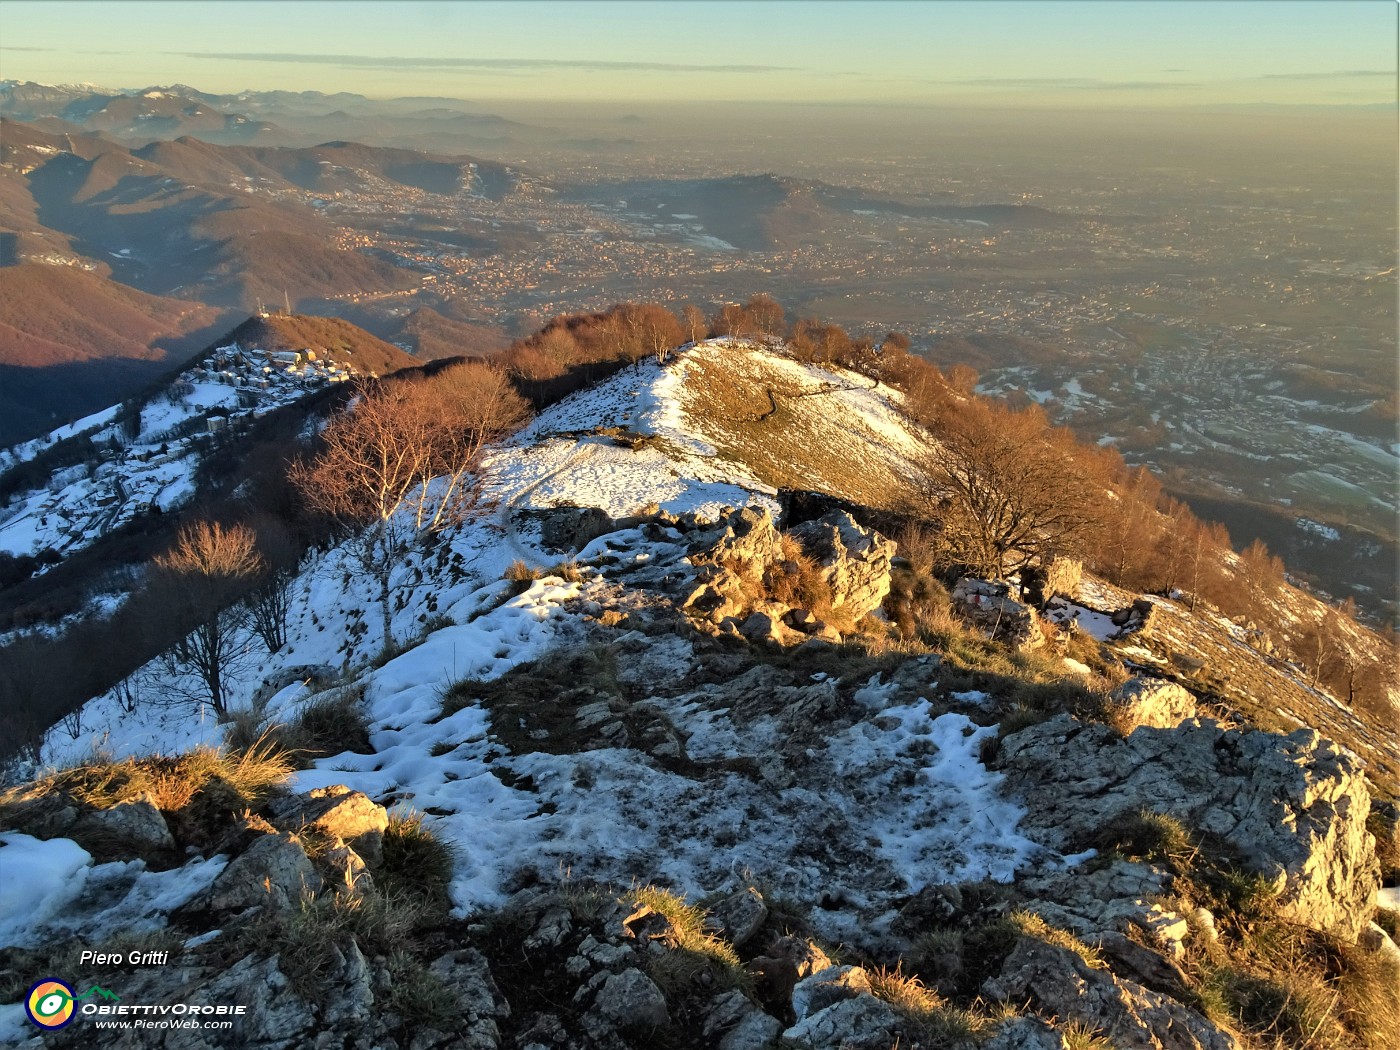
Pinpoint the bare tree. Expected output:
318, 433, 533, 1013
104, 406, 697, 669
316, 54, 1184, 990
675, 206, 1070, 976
291, 365, 529, 652
882, 331, 911, 354
153, 521, 265, 716
244, 514, 301, 654
923, 401, 1100, 579
630, 304, 683, 364
1096, 465, 1161, 588
790, 318, 852, 365
714, 295, 785, 345
946, 363, 980, 395
745, 294, 785, 338
248, 571, 294, 654
712, 302, 750, 343
610, 303, 681, 366
681, 304, 708, 344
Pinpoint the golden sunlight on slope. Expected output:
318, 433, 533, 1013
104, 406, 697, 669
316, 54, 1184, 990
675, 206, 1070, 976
673, 341, 931, 512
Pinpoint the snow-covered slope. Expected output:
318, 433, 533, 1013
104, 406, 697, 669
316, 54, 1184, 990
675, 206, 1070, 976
16, 340, 932, 766
4, 342, 965, 936
485, 338, 929, 533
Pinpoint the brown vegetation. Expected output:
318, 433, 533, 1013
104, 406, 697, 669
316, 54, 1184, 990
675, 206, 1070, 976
918, 399, 1100, 578
489, 297, 1394, 715
291, 362, 529, 648
148, 521, 265, 715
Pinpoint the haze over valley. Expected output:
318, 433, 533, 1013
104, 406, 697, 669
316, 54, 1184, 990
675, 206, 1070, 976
3, 84, 1394, 616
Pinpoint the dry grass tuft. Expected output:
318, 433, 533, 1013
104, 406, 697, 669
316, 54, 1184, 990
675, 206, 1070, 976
280, 688, 373, 762
376, 810, 455, 916
1060, 1019, 1115, 1050
760, 533, 847, 627
548, 559, 585, 583
2, 736, 293, 818
504, 559, 541, 582
1090, 809, 1194, 864
867, 963, 984, 1045
1008, 911, 1106, 970
251, 887, 427, 1001
630, 884, 748, 995
382, 952, 460, 1031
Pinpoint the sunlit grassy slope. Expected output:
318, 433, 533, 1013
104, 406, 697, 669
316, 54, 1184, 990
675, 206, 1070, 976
672, 340, 930, 511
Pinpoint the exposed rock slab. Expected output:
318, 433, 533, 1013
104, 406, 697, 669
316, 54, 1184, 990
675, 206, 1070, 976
268, 784, 388, 866
984, 936, 1241, 1050
207, 831, 320, 912
72, 796, 175, 855
1000, 715, 1379, 939
1108, 677, 1199, 730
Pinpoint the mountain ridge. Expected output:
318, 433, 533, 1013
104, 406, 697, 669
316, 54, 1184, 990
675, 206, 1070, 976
0, 336, 1394, 1050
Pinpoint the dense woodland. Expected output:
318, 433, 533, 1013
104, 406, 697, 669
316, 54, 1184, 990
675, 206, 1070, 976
0, 295, 1394, 759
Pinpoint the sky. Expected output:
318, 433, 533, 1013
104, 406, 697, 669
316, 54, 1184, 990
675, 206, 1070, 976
0, 0, 1396, 107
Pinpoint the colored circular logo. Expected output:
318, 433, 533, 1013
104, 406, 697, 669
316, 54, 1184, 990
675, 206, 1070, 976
26, 979, 76, 1029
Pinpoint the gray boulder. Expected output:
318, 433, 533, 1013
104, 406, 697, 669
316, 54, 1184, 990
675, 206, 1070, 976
269, 784, 389, 865
593, 967, 669, 1029
984, 936, 1240, 1050
208, 831, 321, 912
983, 1016, 1071, 1050
533, 504, 617, 552
1022, 556, 1084, 609
707, 887, 769, 948
428, 947, 510, 1049
1015, 859, 1174, 945
790, 965, 872, 1022
689, 506, 783, 579
318, 939, 375, 1030
780, 994, 902, 1050
704, 989, 783, 1050
195, 953, 317, 1049
73, 796, 175, 855
524, 904, 574, 950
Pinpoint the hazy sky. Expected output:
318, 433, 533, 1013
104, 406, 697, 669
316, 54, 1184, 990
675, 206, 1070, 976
1, 0, 1395, 107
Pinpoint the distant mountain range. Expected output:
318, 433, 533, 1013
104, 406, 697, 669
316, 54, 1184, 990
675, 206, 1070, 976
0, 110, 538, 445
0, 80, 549, 151
0, 91, 1078, 450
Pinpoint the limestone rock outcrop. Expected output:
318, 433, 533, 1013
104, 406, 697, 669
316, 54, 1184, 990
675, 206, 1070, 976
787, 511, 895, 622
999, 715, 1380, 939
984, 936, 1242, 1050
953, 577, 1044, 650
1107, 677, 1199, 731
680, 506, 894, 640
268, 784, 389, 865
